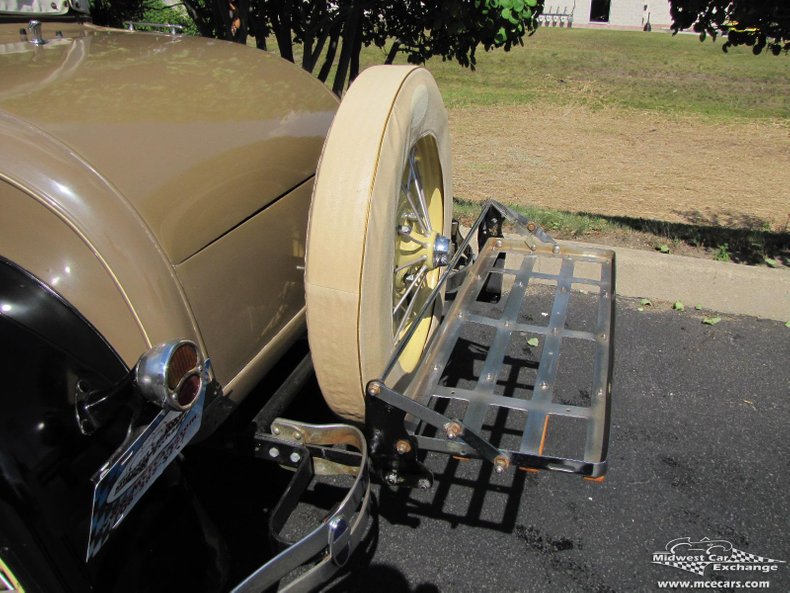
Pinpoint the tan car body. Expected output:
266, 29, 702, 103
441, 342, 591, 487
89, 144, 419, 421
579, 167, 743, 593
0, 20, 338, 399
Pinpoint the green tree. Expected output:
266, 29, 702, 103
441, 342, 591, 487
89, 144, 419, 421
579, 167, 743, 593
92, 0, 542, 93
669, 0, 789, 55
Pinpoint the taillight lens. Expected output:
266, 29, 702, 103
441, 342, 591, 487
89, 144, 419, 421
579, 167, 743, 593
136, 339, 205, 412
167, 342, 199, 390
177, 374, 201, 408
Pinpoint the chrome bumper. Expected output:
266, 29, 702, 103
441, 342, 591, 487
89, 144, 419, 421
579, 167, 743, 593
231, 419, 371, 593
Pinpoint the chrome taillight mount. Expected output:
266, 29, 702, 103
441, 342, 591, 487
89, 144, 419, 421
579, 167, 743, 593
135, 339, 208, 412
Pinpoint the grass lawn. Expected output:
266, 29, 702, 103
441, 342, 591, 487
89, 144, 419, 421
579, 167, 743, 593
275, 26, 788, 264
362, 27, 790, 265
361, 27, 789, 121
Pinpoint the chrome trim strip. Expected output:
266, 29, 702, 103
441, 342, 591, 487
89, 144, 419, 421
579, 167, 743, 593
0, 556, 24, 593
122, 21, 185, 35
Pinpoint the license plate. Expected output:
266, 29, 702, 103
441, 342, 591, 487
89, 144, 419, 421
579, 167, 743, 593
86, 390, 204, 559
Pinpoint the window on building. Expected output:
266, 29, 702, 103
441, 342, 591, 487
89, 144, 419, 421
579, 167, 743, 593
590, 0, 611, 22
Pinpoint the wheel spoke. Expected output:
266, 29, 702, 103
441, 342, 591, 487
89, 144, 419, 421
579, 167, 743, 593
394, 255, 427, 274
398, 232, 429, 248
401, 183, 428, 236
392, 265, 427, 318
409, 150, 433, 233
394, 267, 428, 338
400, 150, 428, 234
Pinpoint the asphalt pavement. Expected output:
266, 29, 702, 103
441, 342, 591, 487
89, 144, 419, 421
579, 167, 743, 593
315, 296, 790, 593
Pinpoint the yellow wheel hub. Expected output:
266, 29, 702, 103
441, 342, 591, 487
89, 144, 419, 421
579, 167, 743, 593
393, 136, 449, 372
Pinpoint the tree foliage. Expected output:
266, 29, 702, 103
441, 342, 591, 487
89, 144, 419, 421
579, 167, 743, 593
91, 0, 543, 93
669, 0, 790, 55
238, 0, 543, 93
91, 0, 197, 33
88, 0, 788, 99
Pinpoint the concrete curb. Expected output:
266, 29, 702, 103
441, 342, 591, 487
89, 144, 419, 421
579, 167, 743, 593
559, 240, 790, 322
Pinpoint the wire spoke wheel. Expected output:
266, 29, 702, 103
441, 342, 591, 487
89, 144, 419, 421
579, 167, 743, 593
393, 138, 449, 372
305, 66, 452, 421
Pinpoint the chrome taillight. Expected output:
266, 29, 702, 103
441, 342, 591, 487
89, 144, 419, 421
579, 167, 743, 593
136, 339, 205, 411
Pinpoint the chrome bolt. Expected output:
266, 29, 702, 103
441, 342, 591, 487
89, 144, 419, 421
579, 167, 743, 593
494, 455, 510, 474
417, 478, 432, 489
293, 431, 302, 441
397, 224, 412, 235
367, 382, 381, 397
28, 20, 46, 45
395, 439, 412, 455
268, 447, 280, 458
433, 235, 452, 269
385, 472, 399, 485
527, 222, 537, 232
290, 451, 301, 464
553, 245, 561, 255
272, 426, 281, 435
445, 421, 462, 440
495, 239, 503, 248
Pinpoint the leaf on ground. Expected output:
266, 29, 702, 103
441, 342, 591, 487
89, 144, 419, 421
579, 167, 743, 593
657, 244, 670, 254
764, 258, 778, 268
637, 307, 644, 312
640, 298, 652, 306
526, 337, 539, 347
785, 320, 790, 328
695, 304, 702, 310
702, 316, 722, 325
672, 301, 685, 311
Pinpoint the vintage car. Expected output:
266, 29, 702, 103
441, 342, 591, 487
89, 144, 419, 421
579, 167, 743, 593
0, 3, 615, 592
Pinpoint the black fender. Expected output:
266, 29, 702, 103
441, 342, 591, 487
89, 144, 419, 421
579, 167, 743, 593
0, 258, 231, 593
0, 257, 130, 592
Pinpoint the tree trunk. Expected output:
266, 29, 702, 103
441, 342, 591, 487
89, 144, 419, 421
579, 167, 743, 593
385, 41, 401, 64
212, 0, 233, 41
182, 0, 215, 38
332, 2, 361, 95
300, 1, 322, 72
317, 26, 340, 83
348, 16, 363, 85
305, 28, 330, 74
233, 0, 250, 45
271, 0, 294, 62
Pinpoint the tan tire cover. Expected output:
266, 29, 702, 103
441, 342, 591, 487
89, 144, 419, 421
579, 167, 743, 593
305, 65, 452, 422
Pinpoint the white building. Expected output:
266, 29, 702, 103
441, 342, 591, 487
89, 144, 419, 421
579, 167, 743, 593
539, 0, 673, 30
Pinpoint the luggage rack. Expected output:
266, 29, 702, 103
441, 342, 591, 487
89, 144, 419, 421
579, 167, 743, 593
365, 200, 615, 488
